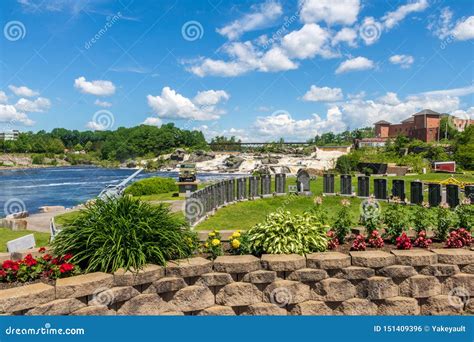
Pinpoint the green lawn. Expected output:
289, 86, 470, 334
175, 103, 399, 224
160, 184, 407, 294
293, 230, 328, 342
195, 172, 473, 231
0, 228, 50, 252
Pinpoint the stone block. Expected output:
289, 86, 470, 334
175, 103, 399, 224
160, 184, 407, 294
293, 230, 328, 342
216, 282, 262, 306
242, 302, 287, 316
350, 251, 395, 268
334, 266, 375, 280
114, 264, 164, 286
0, 283, 55, 313
378, 265, 417, 278
117, 294, 174, 315
242, 270, 277, 284
336, 298, 378, 315
26, 298, 85, 316
419, 264, 460, 277
89, 286, 139, 306
391, 249, 437, 266
166, 257, 212, 278
461, 264, 474, 274
261, 254, 306, 271
366, 277, 399, 299
314, 278, 356, 302
153, 277, 187, 293
170, 285, 215, 312
71, 305, 114, 316
56, 272, 113, 299
196, 272, 233, 287
264, 280, 310, 305
443, 273, 474, 295
197, 305, 236, 316
421, 295, 463, 315
306, 252, 351, 269
213, 255, 260, 274
287, 268, 328, 282
288, 300, 333, 315
400, 275, 441, 298
431, 249, 474, 265
378, 297, 420, 315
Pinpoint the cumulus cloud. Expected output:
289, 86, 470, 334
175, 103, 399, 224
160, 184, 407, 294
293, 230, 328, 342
299, 0, 360, 26
85, 121, 108, 131
281, 24, 334, 59
302, 85, 343, 102
332, 27, 358, 47
419, 84, 474, 97
14, 97, 51, 112
217, 0, 283, 40
74, 76, 116, 96
8, 85, 39, 97
143, 117, 162, 126
428, 7, 474, 41
0, 91, 8, 104
389, 54, 414, 68
0, 104, 35, 126
452, 16, 474, 41
147, 87, 230, 121
335, 56, 374, 74
94, 99, 112, 108
382, 0, 428, 30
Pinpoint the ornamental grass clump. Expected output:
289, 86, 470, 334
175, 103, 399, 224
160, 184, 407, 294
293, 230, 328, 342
52, 196, 198, 273
246, 211, 328, 255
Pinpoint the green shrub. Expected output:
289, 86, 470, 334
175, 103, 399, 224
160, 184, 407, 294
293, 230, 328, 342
246, 211, 328, 255
383, 203, 410, 241
31, 155, 44, 165
359, 198, 381, 236
333, 199, 353, 243
456, 201, 474, 231
124, 177, 178, 196
306, 196, 329, 225
411, 204, 436, 234
435, 204, 459, 240
52, 196, 197, 272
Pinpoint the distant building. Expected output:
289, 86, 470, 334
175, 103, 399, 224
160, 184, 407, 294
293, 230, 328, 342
354, 137, 386, 148
374, 109, 473, 142
0, 130, 19, 141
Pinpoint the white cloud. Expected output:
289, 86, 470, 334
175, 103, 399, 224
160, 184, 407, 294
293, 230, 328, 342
419, 84, 474, 97
332, 27, 357, 47
281, 24, 334, 59
14, 97, 51, 112
377, 92, 401, 106
8, 85, 39, 97
335, 56, 374, 74
302, 85, 343, 102
94, 99, 112, 108
382, 0, 428, 30
217, 0, 282, 40
452, 16, 474, 41
147, 87, 229, 121
359, 17, 383, 45
143, 117, 162, 126
299, 0, 360, 26
0, 91, 8, 104
428, 7, 453, 39
389, 54, 414, 68
74, 76, 116, 96
85, 121, 108, 131
0, 104, 35, 126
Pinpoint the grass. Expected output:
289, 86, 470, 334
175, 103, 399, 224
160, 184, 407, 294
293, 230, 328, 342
195, 172, 473, 231
0, 228, 50, 252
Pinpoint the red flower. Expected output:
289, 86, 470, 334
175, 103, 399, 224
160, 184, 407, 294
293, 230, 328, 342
62, 254, 73, 261
0, 270, 6, 278
42, 254, 52, 261
368, 230, 384, 248
2, 260, 19, 271
23, 254, 37, 267
38, 247, 46, 253
351, 234, 367, 251
326, 230, 339, 250
51, 258, 59, 265
396, 233, 412, 250
59, 263, 74, 273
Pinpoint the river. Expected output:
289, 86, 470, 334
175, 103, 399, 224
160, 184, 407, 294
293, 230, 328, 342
0, 166, 239, 217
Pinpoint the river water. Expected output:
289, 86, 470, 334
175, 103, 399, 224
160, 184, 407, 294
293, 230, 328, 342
0, 166, 238, 217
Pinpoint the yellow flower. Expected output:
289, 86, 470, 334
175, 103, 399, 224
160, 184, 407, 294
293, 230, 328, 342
211, 239, 220, 246
232, 232, 241, 238
208, 232, 216, 237
231, 239, 241, 249
204, 242, 209, 248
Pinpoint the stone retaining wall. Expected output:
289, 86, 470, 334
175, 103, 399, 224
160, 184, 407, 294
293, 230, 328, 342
1, 249, 473, 316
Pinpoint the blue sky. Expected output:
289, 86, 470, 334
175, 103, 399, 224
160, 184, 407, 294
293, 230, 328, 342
0, 0, 473, 141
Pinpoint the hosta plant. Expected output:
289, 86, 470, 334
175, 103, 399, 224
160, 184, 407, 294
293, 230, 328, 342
246, 211, 328, 255
52, 196, 198, 273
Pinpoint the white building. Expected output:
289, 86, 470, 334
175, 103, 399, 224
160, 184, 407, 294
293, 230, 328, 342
0, 130, 19, 141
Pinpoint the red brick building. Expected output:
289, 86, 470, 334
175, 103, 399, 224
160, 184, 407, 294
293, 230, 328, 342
374, 109, 472, 142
